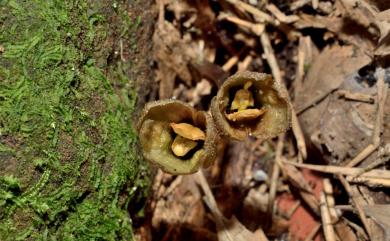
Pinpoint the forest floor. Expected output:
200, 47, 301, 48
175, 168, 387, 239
136, 0, 390, 241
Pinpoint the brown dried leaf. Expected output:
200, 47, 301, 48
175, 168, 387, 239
170, 123, 206, 140
171, 135, 198, 157
225, 108, 266, 122
364, 205, 390, 241
296, 45, 372, 163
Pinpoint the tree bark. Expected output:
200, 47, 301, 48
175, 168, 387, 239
0, 0, 154, 240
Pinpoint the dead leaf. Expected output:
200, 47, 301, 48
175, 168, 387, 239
364, 205, 390, 241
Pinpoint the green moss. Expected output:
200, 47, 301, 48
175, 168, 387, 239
0, 0, 150, 240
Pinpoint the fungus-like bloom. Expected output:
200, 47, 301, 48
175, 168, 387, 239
138, 100, 217, 174
211, 71, 291, 140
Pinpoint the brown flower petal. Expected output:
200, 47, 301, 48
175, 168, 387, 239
170, 123, 206, 140
230, 89, 255, 111
225, 108, 266, 122
211, 71, 291, 140
138, 99, 217, 174
171, 135, 198, 157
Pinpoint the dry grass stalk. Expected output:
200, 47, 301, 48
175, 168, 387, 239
354, 144, 390, 177
323, 179, 338, 222
196, 171, 268, 241
294, 37, 306, 97
268, 134, 285, 215
303, 224, 321, 241
219, 13, 265, 36
265, 4, 299, 23
338, 175, 372, 239
222, 55, 239, 72
260, 32, 307, 160
320, 192, 337, 241
283, 161, 390, 180
238, 55, 253, 72
336, 90, 374, 103
285, 200, 301, 219
341, 217, 369, 240
225, 0, 274, 23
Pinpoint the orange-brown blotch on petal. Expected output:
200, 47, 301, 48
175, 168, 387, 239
225, 108, 266, 122
170, 123, 206, 141
171, 135, 198, 157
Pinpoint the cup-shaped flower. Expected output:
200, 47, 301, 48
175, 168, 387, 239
211, 71, 291, 140
138, 100, 217, 174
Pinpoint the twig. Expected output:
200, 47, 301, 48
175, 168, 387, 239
222, 55, 239, 72
336, 90, 374, 103
283, 161, 390, 180
219, 13, 265, 35
343, 143, 379, 168
225, 0, 274, 23
238, 54, 253, 72
338, 175, 371, 239
320, 192, 337, 241
265, 4, 299, 23
294, 37, 305, 97
341, 217, 369, 240
323, 179, 338, 222
268, 134, 285, 215
296, 88, 338, 114
260, 32, 307, 160
303, 224, 321, 241
345, 176, 390, 187
285, 200, 301, 219
312, 0, 319, 9
354, 144, 390, 177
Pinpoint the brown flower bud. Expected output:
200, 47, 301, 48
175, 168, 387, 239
138, 100, 217, 174
211, 71, 291, 140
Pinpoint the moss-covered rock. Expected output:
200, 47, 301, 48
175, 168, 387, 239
0, 0, 151, 240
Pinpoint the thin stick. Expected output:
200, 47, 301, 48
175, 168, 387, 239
336, 90, 374, 103
294, 37, 305, 97
341, 217, 369, 240
338, 176, 371, 239
265, 4, 299, 23
343, 143, 379, 167
303, 224, 321, 241
283, 161, 390, 180
323, 179, 338, 222
222, 56, 239, 72
225, 0, 274, 23
312, 0, 319, 9
268, 134, 285, 215
320, 192, 337, 241
238, 55, 253, 71
285, 200, 301, 219
354, 144, 390, 177
219, 13, 265, 36
260, 32, 307, 160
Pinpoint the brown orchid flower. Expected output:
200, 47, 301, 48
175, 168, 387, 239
211, 71, 291, 140
138, 100, 217, 174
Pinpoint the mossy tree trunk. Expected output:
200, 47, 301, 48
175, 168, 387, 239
0, 0, 154, 240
